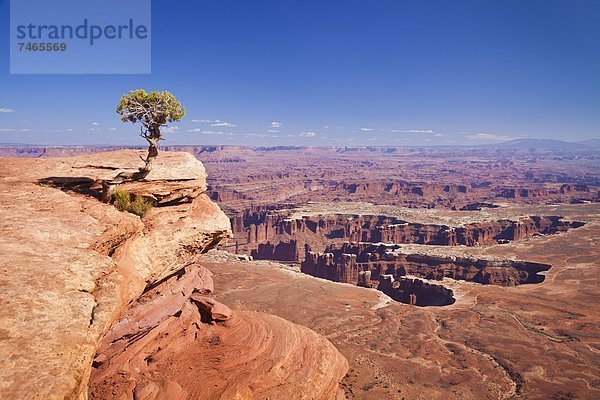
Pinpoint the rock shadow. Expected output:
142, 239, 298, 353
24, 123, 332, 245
38, 177, 103, 200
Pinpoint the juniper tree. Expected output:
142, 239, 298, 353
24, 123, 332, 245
102, 90, 185, 201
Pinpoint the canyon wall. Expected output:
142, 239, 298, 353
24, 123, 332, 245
377, 275, 456, 306
250, 239, 300, 262
301, 242, 552, 288
238, 211, 582, 261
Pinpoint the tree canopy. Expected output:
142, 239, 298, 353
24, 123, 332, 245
116, 89, 185, 128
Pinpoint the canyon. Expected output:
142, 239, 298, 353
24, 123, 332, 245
302, 242, 552, 286
2, 145, 599, 399
240, 212, 583, 262
193, 145, 599, 399
300, 242, 552, 306
200, 206, 600, 399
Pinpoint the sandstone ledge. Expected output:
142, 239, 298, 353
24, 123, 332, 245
0, 151, 230, 399
0, 151, 348, 400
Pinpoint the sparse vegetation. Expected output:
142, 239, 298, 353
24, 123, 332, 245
112, 189, 131, 212
112, 189, 154, 217
101, 89, 186, 202
116, 89, 185, 176
129, 194, 154, 217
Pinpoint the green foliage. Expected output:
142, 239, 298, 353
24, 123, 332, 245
112, 189, 131, 212
129, 194, 154, 217
116, 89, 185, 127
112, 189, 154, 217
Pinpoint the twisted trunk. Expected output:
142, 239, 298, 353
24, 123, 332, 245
102, 125, 161, 202
141, 126, 160, 174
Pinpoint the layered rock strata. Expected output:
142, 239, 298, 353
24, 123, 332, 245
250, 239, 300, 262
89, 263, 347, 399
240, 211, 582, 261
377, 275, 455, 306
302, 242, 552, 288
0, 151, 347, 400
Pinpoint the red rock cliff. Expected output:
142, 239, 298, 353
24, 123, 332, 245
234, 211, 581, 257
0, 151, 348, 400
302, 242, 552, 287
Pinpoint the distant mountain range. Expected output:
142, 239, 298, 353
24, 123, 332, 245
0, 138, 598, 152
491, 138, 600, 151
579, 139, 600, 148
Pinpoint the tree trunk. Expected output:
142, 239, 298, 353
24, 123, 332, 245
102, 125, 161, 202
140, 126, 160, 174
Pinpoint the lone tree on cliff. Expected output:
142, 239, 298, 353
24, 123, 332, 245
102, 89, 185, 200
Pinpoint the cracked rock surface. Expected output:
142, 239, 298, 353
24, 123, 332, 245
0, 152, 226, 399
0, 150, 349, 400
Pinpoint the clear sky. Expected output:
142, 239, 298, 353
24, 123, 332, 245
0, 0, 598, 146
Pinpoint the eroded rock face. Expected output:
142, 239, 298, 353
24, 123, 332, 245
376, 276, 456, 306
233, 211, 583, 259
0, 151, 230, 400
89, 263, 347, 400
38, 150, 208, 205
0, 151, 348, 400
190, 294, 232, 322
251, 239, 300, 261
301, 242, 552, 288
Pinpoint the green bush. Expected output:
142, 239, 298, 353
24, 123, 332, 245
112, 189, 154, 217
129, 194, 154, 217
112, 189, 131, 212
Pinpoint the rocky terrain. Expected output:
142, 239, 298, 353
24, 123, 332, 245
2, 144, 599, 399
89, 263, 347, 400
0, 151, 347, 400
201, 201, 600, 399
197, 146, 600, 211
240, 211, 582, 261
191, 145, 599, 399
302, 242, 552, 287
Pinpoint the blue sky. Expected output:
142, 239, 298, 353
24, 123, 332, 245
0, 0, 599, 146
